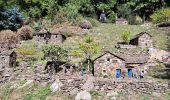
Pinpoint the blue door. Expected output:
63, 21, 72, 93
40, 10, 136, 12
128, 69, 133, 78
116, 69, 121, 78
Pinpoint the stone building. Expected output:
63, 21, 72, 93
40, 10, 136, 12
0, 50, 17, 68
115, 18, 128, 25
33, 28, 50, 44
130, 32, 153, 48
33, 28, 66, 44
93, 51, 149, 78
49, 29, 66, 44
93, 52, 126, 78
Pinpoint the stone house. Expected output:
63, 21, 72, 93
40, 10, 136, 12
0, 50, 17, 68
130, 32, 153, 48
33, 28, 66, 44
115, 18, 128, 25
49, 30, 66, 44
33, 28, 50, 44
93, 52, 126, 78
93, 51, 149, 78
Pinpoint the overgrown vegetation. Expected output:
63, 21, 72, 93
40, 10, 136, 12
151, 8, 170, 24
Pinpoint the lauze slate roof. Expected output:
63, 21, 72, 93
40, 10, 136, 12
94, 51, 149, 64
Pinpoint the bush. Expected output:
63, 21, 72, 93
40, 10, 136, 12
79, 20, 92, 29
17, 25, 33, 40
0, 30, 17, 44
107, 11, 116, 23
151, 8, 170, 24
0, 7, 24, 31
16, 43, 37, 56
121, 31, 131, 43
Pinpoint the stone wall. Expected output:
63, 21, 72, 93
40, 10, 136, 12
59, 77, 170, 95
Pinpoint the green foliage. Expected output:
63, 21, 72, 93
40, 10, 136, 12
121, 31, 131, 43
0, 7, 24, 31
90, 90, 102, 99
151, 8, 170, 24
16, 44, 37, 56
87, 18, 99, 27
42, 44, 68, 61
0, 83, 13, 100
24, 86, 51, 100
107, 11, 116, 23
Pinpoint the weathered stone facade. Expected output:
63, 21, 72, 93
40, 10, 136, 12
48, 33, 66, 44
33, 28, 66, 44
94, 51, 150, 78
0, 50, 17, 68
130, 32, 153, 48
94, 52, 126, 78
115, 18, 128, 25
33, 28, 49, 44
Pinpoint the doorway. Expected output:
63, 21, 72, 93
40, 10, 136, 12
128, 69, 133, 78
116, 69, 121, 78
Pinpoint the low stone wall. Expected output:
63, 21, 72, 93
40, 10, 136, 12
59, 77, 170, 95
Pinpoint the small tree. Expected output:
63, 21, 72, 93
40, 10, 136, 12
79, 37, 99, 72
121, 31, 131, 44
42, 44, 68, 61
0, 7, 23, 31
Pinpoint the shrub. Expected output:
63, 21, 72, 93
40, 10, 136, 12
0, 30, 17, 44
42, 44, 68, 61
79, 20, 92, 29
16, 43, 37, 56
17, 25, 33, 40
107, 11, 116, 23
121, 31, 131, 44
0, 7, 24, 31
151, 8, 170, 24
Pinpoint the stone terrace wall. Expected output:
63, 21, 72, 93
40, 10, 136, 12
59, 78, 170, 95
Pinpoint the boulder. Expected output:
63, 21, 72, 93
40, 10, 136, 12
75, 90, 91, 100
50, 79, 63, 92
80, 20, 92, 29
82, 76, 94, 91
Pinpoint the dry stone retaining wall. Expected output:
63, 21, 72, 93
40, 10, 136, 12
59, 78, 170, 95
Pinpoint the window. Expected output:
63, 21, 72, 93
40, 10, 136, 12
107, 58, 110, 62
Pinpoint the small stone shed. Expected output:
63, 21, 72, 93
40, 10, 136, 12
115, 18, 128, 25
93, 51, 149, 78
130, 32, 153, 48
0, 50, 17, 68
50, 29, 66, 44
33, 28, 50, 44
45, 61, 75, 75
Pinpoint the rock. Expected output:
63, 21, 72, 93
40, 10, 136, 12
69, 88, 79, 96
80, 20, 92, 29
82, 76, 94, 91
50, 79, 63, 92
75, 90, 91, 100
106, 91, 118, 100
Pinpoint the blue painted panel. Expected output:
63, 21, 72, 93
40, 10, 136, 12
116, 69, 121, 78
